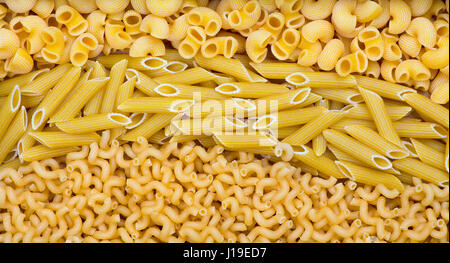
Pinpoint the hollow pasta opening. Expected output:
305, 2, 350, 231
372, 155, 392, 170
155, 84, 179, 96
108, 113, 132, 125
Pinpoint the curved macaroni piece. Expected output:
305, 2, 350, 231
140, 14, 170, 40
335, 50, 368, 76
86, 10, 107, 44
167, 14, 190, 42
32, 0, 55, 18
421, 36, 449, 69
201, 36, 238, 58
317, 39, 345, 71
131, 0, 150, 14
227, 0, 262, 30
380, 60, 400, 83
104, 19, 133, 49
301, 0, 335, 20
129, 36, 166, 57
297, 35, 322, 67
301, 20, 334, 43
245, 29, 272, 63
4, 48, 34, 74
96, 0, 130, 14
146, 0, 183, 17
67, 0, 98, 13
331, 0, 357, 36
381, 29, 402, 61
18, 15, 47, 55
187, 7, 222, 36
55, 5, 88, 36
4, 0, 36, 13
395, 59, 431, 83
354, 0, 382, 23
40, 27, 65, 63
358, 26, 384, 61
409, 0, 433, 16
0, 28, 20, 60
388, 0, 411, 34
406, 17, 437, 49
398, 34, 421, 58
263, 12, 285, 44
70, 33, 98, 67
123, 10, 142, 36
271, 28, 300, 60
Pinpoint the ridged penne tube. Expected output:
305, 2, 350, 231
393, 158, 449, 187
292, 145, 346, 179
55, 4, 88, 36
354, 75, 417, 101
0, 68, 49, 97
311, 88, 363, 104
282, 109, 348, 146
323, 128, 393, 171
359, 87, 402, 147
213, 133, 278, 149
155, 83, 226, 100
392, 122, 448, 139
20, 64, 72, 96
49, 77, 110, 123
55, 113, 132, 134
335, 161, 404, 192
317, 39, 345, 71
201, 37, 239, 58
253, 88, 313, 113
402, 92, 449, 129
215, 82, 289, 98
101, 59, 128, 113
327, 144, 367, 166
411, 139, 446, 171
117, 97, 195, 114
97, 54, 167, 71
31, 66, 82, 130
249, 62, 313, 79
253, 106, 325, 129
154, 68, 217, 85
0, 85, 21, 139
285, 72, 357, 88
29, 131, 100, 148
171, 116, 247, 136
187, 7, 222, 36
346, 103, 412, 121
21, 145, 79, 162
335, 50, 368, 76
125, 69, 159, 96
0, 106, 27, 164
344, 125, 409, 159
195, 55, 267, 83
120, 113, 177, 141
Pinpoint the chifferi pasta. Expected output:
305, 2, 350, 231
0, 0, 448, 244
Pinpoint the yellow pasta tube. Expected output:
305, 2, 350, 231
101, 59, 128, 113
411, 139, 446, 171
354, 75, 417, 101
293, 145, 346, 179
21, 145, 79, 162
323, 128, 393, 170
285, 72, 357, 88
31, 66, 81, 130
155, 83, 226, 100
146, 0, 183, 17
40, 27, 65, 63
29, 131, 100, 148
335, 50, 368, 76
393, 158, 449, 187
346, 103, 411, 121
359, 87, 402, 147
253, 106, 325, 130
335, 161, 404, 192
430, 72, 449, 104
344, 125, 409, 159
227, 0, 262, 30
104, 19, 133, 49
0, 69, 49, 97
49, 77, 110, 123
213, 133, 278, 149
55, 4, 88, 36
55, 113, 131, 134
249, 62, 313, 79
70, 33, 98, 67
215, 82, 289, 98
282, 109, 348, 146
154, 68, 217, 85
120, 113, 177, 141
393, 121, 447, 139
201, 36, 239, 59
0, 106, 27, 164
118, 97, 195, 114
187, 7, 222, 36
271, 28, 301, 60
0, 85, 21, 139
20, 63, 72, 96
312, 88, 363, 104
402, 92, 449, 129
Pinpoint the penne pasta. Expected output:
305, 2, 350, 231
213, 133, 278, 149
97, 54, 167, 71
20, 63, 72, 95
0, 68, 49, 97
125, 69, 159, 96
285, 72, 357, 88
0, 85, 21, 139
411, 139, 446, 171
55, 113, 132, 134
249, 62, 313, 79
393, 121, 448, 139
155, 83, 227, 100
354, 75, 417, 101
215, 82, 289, 98
402, 92, 449, 129
21, 145, 79, 162
252, 106, 326, 129
154, 67, 217, 85
393, 158, 449, 187
311, 88, 363, 104
120, 113, 177, 141
101, 59, 128, 113
0, 106, 27, 164
345, 103, 412, 121
29, 131, 100, 148
293, 145, 346, 179
118, 97, 196, 114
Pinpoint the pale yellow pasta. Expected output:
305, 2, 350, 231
201, 36, 238, 58
354, 75, 417, 101
335, 50, 368, 76
406, 17, 437, 49
249, 62, 313, 79
140, 14, 170, 39
213, 132, 278, 149
388, 0, 411, 34
227, 0, 262, 30
4, 0, 37, 13
125, 69, 159, 96
336, 161, 404, 192
359, 87, 402, 147
49, 76, 110, 123
118, 97, 195, 114
402, 92, 449, 129
70, 33, 98, 67
322, 128, 393, 171
97, 54, 167, 71
409, 0, 433, 16
121, 113, 177, 141
155, 83, 226, 100
104, 19, 132, 50
365, 60, 381, 78
0, 85, 21, 140
67, 0, 97, 13
262, 12, 285, 43
421, 36, 449, 69
129, 36, 166, 57
32, 0, 55, 18
331, 0, 358, 36
285, 72, 356, 88
398, 34, 421, 58
430, 72, 449, 104
187, 7, 222, 36
178, 26, 206, 59
392, 121, 447, 139
297, 35, 323, 66
395, 59, 431, 84
271, 28, 301, 60
96, 0, 130, 14
100, 59, 128, 114
434, 19, 449, 38
0, 106, 27, 164
317, 39, 345, 71
293, 145, 346, 179
381, 28, 403, 61
4, 48, 34, 75
154, 67, 217, 85
167, 15, 190, 42
122, 10, 142, 36
354, 0, 382, 23
346, 103, 411, 121
301, 0, 335, 20
86, 10, 107, 44
55, 113, 131, 134
0, 28, 20, 60
253, 106, 325, 129
55, 5, 88, 36
40, 27, 65, 63
393, 158, 449, 187
245, 29, 272, 63
302, 20, 334, 44
411, 139, 446, 171
358, 26, 384, 61
146, 0, 183, 17
215, 82, 289, 98
311, 88, 363, 104
30, 131, 100, 148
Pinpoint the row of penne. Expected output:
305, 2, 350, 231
0, 53, 448, 193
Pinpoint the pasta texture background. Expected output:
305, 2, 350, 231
0, 0, 449, 244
